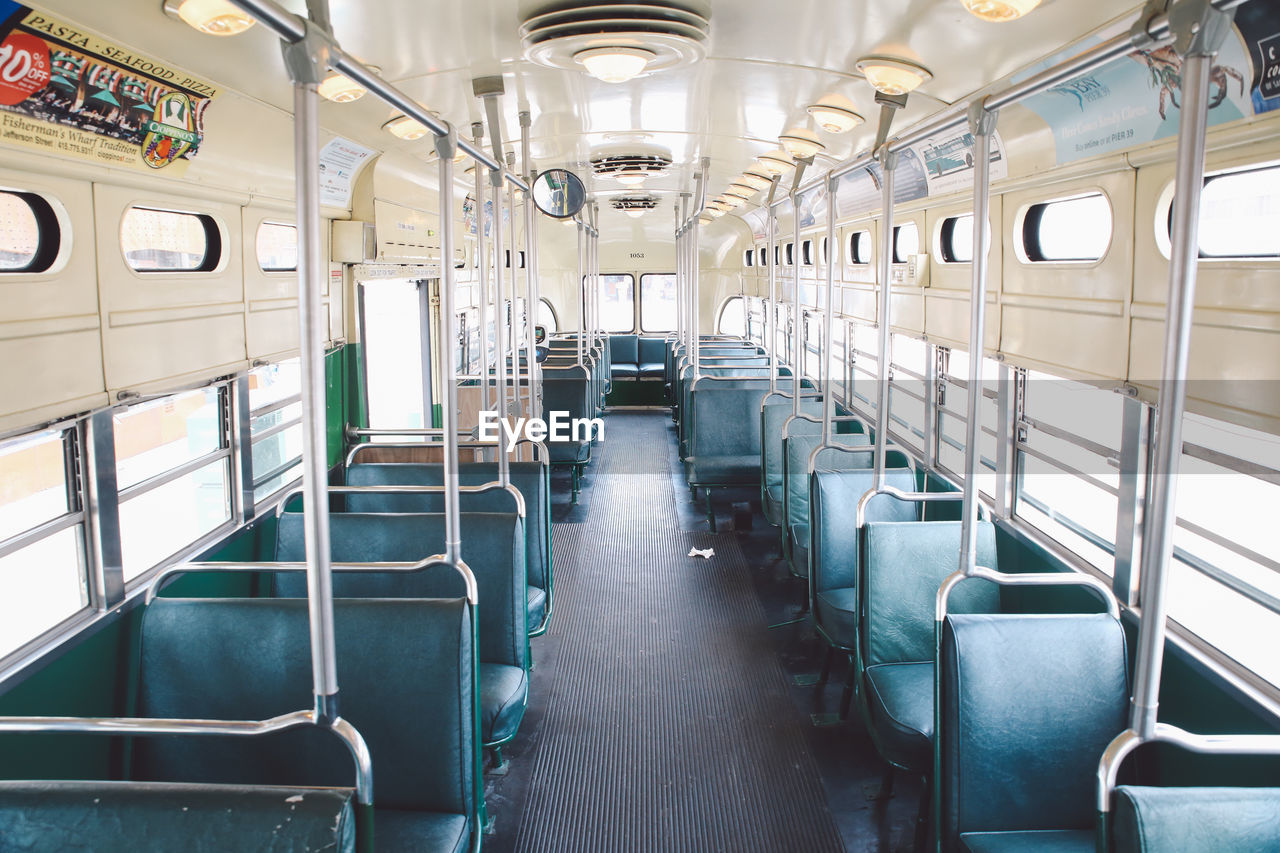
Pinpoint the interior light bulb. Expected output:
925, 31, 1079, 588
856, 57, 933, 96
961, 0, 1042, 21
806, 103, 864, 134
615, 172, 647, 187
755, 149, 795, 176
573, 46, 657, 83
318, 72, 367, 103
174, 0, 255, 36
779, 127, 826, 160
383, 115, 429, 140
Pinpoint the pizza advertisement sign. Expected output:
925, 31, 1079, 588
0, 3, 218, 174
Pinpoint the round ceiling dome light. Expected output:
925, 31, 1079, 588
961, 0, 1041, 21
807, 96, 864, 134
755, 149, 795, 175
615, 173, 648, 187
706, 199, 731, 211
703, 207, 725, 218
719, 194, 747, 208
856, 56, 933, 96
727, 181, 758, 197
521, 2, 710, 80
574, 46, 658, 83
166, 0, 255, 36
779, 127, 826, 160
739, 171, 773, 191
382, 114, 429, 140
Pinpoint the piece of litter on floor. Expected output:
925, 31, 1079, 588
688, 547, 714, 559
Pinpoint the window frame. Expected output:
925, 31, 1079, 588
847, 229, 871, 266
593, 272, 636, 333
1157, 162, 1280, 261
0, 189, 62, 274
254, 220, 298, 273
1018, 191, 1114, 264
892, 222, 921, 264
639, 272, 678, 333
715, 295, 748, 336
121, 205, 224, 274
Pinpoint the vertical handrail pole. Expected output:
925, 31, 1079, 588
436, 129, 464, 565
520, 112, 539, 423
791, 195, 802, 419
1130, 2, 1232, 740
767, 178, 780, 394
959, 103, 997, 574
472, 124, 490, 415
576, 221, 585, 366
872, 149, 897, 488
490, 166, 510, 485
821, 174, 838, 440
281, 29, 339, 718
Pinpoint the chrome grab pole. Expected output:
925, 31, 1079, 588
958, 103, 997, 576
472, 123, 490, 415
576, 221, 585, 366
767, 177, 780, 395
436, 130, 463, 566
872, 150, 897, 490
1130, 1, 1233, 741
282, 32, 339, 719
791, 196, 802, 419
507, 153, 520, 411
490, 166, 510, 485
821, 174, 838, 441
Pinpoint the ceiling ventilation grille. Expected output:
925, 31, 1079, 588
611, 195, 660, 211
590, 153, 673, 182
520, 2, 710, 75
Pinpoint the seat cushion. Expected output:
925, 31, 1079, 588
961, 829, 1094, 853
548, 439, 590, 465
611, 363, 639, 379
479, 662, 528, 746
815, 588, 857, 650
864, 661, 934, 771
376, 809, 470, 853
1112, 786, 1280, 853
526, 585, 547, 634
638, 361, 665, 378
0, 781, 357, 853
685, 454, 761, 486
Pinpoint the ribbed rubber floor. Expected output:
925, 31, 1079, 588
512, 411, 846, 853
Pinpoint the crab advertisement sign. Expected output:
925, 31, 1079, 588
1017, 12, 1262, 166
0, 2, 218, 174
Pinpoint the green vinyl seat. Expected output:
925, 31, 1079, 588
276, 512, 527, 748
638, 337, 666, 378
135, 597, 479, 853
810, 467, 919, 653
344, 461, 553, 636
761, 398, 821, 527
1111, 786, 1280, 852
940, 613, 1129, 853
0, 781, 357, 853
859, 520, 999, 774
782, 429, 869, 578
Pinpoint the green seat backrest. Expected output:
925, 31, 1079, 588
609, 334, 638, 365
861, 520, 999, 667
940, 613, 1128, 848
638, 337, 666, 364
276, 512, 525, 670
688, 386, 770, 459
1113, 786, 1280, 852
762, 400, 822, 498
784, 431, 870, 535
344, 462, 549, 592
0, 781, 357, 852
811, 467, 918, 595
136, 598, 475, 817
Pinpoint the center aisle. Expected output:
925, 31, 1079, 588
503, 410, 846, 853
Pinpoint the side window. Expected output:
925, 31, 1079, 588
1184, 164, 1280, 259
744, 248, 755, 268
249, 358, 304, 503
121, 206, 222, 272
887, 333, 927, 452
892, 222, 920, 263
785, 242, 794, 266
0, 427, 89, 658
716, 295, 747, 336
848, 229, 871, 265
939, 214, 974, 263
801, 239, 814, 266
1021, 192, 1112, 262
255, 222, 298, 272
0, 190, 61, 273
537, 297, 559, 334
935, 347, 1001, 497
114, 386, 233, 582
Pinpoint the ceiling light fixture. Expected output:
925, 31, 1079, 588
573, 46, 657, 83
318, 72, 368, 103
856, 56, 933, 96
704, 207, 725, 218
382, 114, 430, 140
779, 127, 826, 160
807, 101, 864, 134
719, 194, 746, 208
728, 181, 758, 197
739, 171, 773, 191
961, 0, 1042, 21
755, 149, 795, 175
167, 0, 256, 36
626, 209, 646, 219
615, 172, 648, 187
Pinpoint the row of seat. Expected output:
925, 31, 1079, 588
543, 336, 608, 500
753, 393, 1280, 851
0, 453, 556, 852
